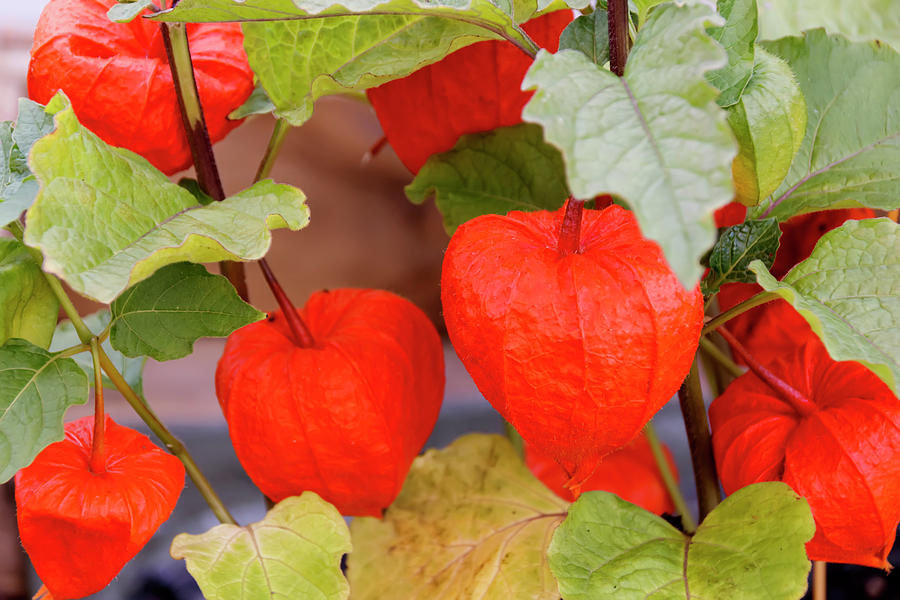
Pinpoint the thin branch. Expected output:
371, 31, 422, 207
678, 358, 722, 520
644, 422, 697, 533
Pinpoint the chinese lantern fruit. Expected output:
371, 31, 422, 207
366, 10, 572, 173
216, 288, 445, 517
526, 433, 678, 514
442, 205, 704, 490
28, 0, 254, 174
714, 207, 875, 365
709, 340, 900, 568
15, 416, 185, 600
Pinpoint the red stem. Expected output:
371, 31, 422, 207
607, 0, 631, 77
558, 197, 585, 255
717, 328, 817, 416
258, 259, 315, 348
89, 339, 106, 473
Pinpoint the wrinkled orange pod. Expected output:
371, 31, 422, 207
15, 416, 184, 600
442, 205, 704, 489
709, 340, 900, 568
216, 289, 445, 517
366, 10, 572, 173
714, 206, 875, 365
526, 433, 678, 515
28, 0, 254, 175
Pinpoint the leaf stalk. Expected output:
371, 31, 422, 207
678, 358, 722, 520
644, 422, 696, 533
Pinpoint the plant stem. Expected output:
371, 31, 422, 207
89, 337, 106, 474
160, 20, 248, 301
716, 328, 817, 417
698, 337, 744, 379
557, 197, 584, 255
255, 119, 291, 182
644, 423, 697, 534
258, 258, 315, 348
813, 561, 827, 600
98, 346, 237, 524
701, 291, 777, 336
607, 0, 631, 76
678, 358, 721, 520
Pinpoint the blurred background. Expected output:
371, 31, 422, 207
1, 3, 898, 599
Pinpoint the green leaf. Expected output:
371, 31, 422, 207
50, 312, 147, 398
151, 0, 542, 126
0, 239, 58, 349
749, 218, 900, 395
706, 0, 757, 107
1, 100, 55, 227
405, 124, 569, 234
758, 0, 900, 51
522, 3, 737, 288
108, 0, 158, 23
755, 31, 900, 220
633, 0, 668, 28
109, 263, 263, 361
726, 46, 806, 207
348, 434, 568, 599
171, 492, 351, 600
549, 482, 813, 600
228, 84, 276, 120
703, 218, 780, 294
177, 178, 215, 206
0, 338, 89, 482
25, 93, 310, 303
559, 10, 609, 66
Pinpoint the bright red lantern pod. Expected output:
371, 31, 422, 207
714, 205, 875, 365
709, 337, 900, 568
366, 10, 572, 173
216, 288, 445, 517
526, 433, 678, 515
15, 416, 185, 600
28, 0, 254, 175
442, 204, 704, 491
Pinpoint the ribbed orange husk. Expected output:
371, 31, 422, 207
442, 205, 704, 489
366, 10, 572, 173
15, 416, 185, 600
709, 340, 900, 568
216, 289, 445, 517
526, 433, 678, 514
28, 0, 254, 174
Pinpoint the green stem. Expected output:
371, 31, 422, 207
678, 358, 722, 520
58, 343, 91, 358
255, 119, 291, 183
698, 337, 744, 379
160, 20, 248, 301
701, 291, 778, 336
644, 423, 697, 534
34, 264, 237, 525
89, 337, 106, 474
98, 346, 237, 525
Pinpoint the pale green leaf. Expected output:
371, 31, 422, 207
706, 0, 757, 107
758, 0, 900, 51
228, 84, 276, 120
726, 46, 806, 206
703, 217, 780, 294
522, 3, 737, 287
749, 218, 900, 395
108, 0, 158, 23
549, 482, 813, 600
171, 493, 351, 600
406, 124, 569, 233
348, 434, 569, 600
25, 93, 309, 303
1, 100, 55, 227
0, 338, 89, 482
559, 10, 609, 66
109, 262, 263, 361
0, 239, 58, 349
50, 312, 147, 398
152, 0, 542, 126
633, 0, 668, 28
755, 31, 900, 220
